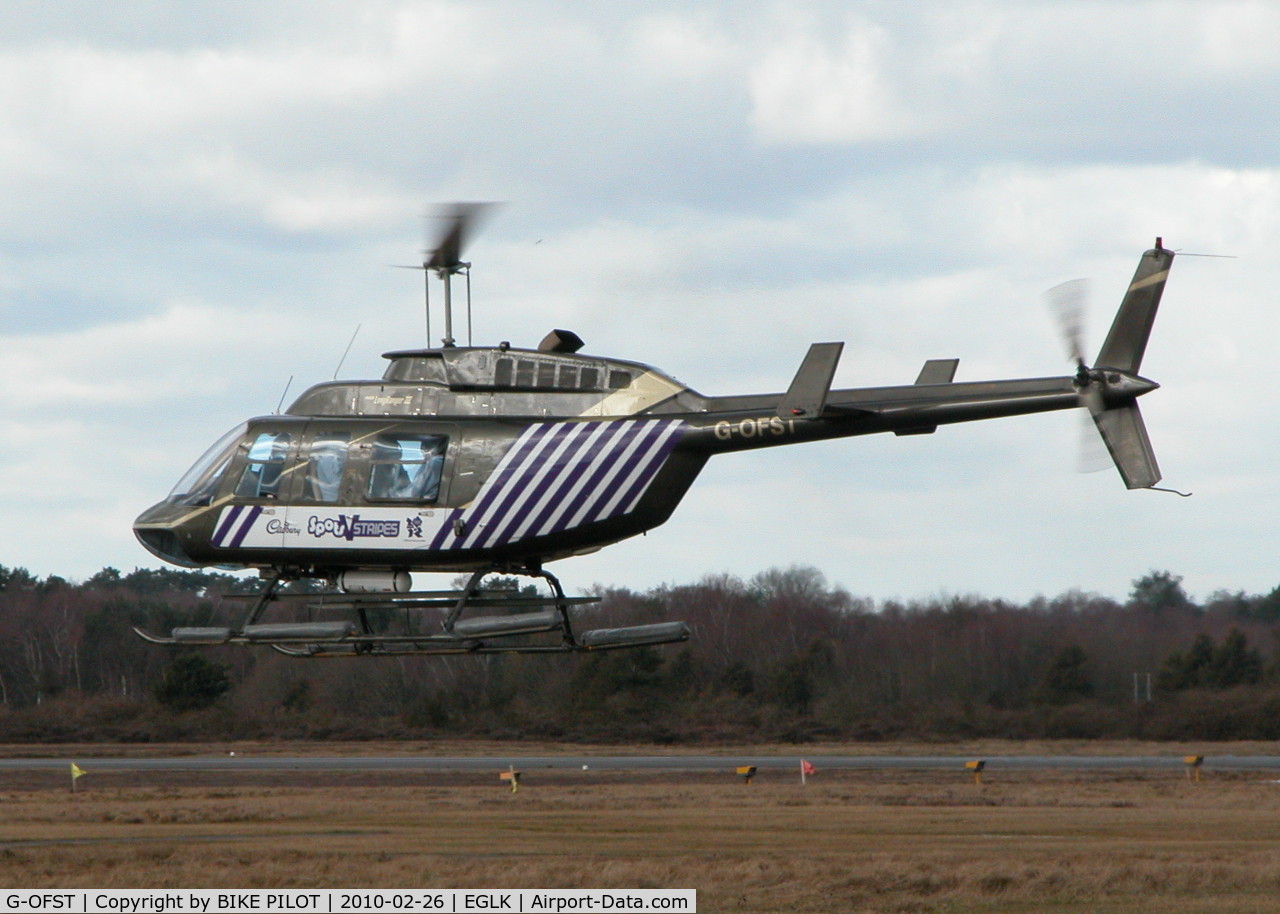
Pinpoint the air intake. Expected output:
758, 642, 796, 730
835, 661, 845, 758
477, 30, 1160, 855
538, 329, 585, 353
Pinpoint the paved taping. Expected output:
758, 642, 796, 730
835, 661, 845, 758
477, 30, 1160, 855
3, 755, 1279, 772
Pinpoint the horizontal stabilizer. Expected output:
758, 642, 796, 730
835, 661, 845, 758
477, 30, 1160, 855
778, 342, 843, 418
1090, 400, 1161, 489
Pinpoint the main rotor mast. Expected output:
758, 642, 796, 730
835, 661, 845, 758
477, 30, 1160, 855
421, 202, 495, 348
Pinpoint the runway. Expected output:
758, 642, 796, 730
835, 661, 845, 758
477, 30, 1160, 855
4, 754, 1280, 772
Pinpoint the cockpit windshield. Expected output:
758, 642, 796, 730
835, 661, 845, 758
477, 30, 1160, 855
167, 423, 247, 506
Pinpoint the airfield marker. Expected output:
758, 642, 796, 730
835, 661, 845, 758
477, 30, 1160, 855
965, 759, 986, 785
800, 759, 816, 785
69, 762, 86, 793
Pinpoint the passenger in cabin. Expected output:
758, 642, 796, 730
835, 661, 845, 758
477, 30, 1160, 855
369, 435, 446, 502
305, 433, 349, 503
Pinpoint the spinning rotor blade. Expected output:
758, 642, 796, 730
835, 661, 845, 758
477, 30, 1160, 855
1046, 277, 1107, 474
424, 202, 498, 272
1045, 278, 1090, 370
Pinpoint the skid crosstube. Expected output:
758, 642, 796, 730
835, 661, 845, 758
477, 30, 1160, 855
132, 567, 691, 657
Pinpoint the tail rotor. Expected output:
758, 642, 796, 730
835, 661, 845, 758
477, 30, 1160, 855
1044, 242, 1175, 490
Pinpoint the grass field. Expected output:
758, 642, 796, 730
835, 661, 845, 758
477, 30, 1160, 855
3, 743, 1280, 913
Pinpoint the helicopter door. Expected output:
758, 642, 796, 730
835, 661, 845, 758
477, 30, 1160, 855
216, 425, 302, 550
354, 426, 455, 506
280, 426, 357, 544
281, 423, 457, 552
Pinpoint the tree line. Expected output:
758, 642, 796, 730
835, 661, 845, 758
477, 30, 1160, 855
3, 563, 1280, 742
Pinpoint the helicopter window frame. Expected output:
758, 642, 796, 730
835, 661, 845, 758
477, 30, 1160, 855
234, 431, 294, 500
493, 356, 614, 392
167, 422, 248, 506
382, 356, 447, 383
366, 433, 448, 503
557, 365, 579, 389
301, 431, 351, 504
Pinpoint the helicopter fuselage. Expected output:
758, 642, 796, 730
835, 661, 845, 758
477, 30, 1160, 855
133, 243, 1173, 585
134, 343, 1100, 578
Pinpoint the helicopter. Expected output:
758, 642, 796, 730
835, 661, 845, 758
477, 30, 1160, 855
133, 206, 1176, 657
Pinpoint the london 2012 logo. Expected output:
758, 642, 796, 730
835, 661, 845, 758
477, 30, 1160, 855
308, 515, 401, 541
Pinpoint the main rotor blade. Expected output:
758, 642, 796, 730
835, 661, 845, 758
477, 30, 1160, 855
424, 202, 498, 271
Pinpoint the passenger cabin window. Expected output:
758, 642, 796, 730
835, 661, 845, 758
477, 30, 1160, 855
491, 358, 613, 392
367, 434, 447, 502
382, 356, 447, 383
303, 432, 350, 503
235, 432, 292, 499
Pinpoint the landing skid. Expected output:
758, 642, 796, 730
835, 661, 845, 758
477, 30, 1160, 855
132, 567, 690, 657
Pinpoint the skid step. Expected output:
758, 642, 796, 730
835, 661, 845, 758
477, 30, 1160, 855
578, 621, 690, 650
451, 609, 562, 638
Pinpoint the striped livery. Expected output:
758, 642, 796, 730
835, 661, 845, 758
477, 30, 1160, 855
433, 417, 685, 551
207, 418, 686, 555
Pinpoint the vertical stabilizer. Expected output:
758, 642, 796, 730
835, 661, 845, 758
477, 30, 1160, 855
1090, 401, 1161, 489
1094, 241, 1175, 373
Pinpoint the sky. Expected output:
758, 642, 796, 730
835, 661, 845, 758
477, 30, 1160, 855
1, 0, 1278, 605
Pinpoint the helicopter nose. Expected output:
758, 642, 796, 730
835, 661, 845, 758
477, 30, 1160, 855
133, 503, 201, 568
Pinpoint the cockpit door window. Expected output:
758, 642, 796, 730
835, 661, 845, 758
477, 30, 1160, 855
367, 433, 447, 502
234, 431, 294, 499
302, 431, 351, 503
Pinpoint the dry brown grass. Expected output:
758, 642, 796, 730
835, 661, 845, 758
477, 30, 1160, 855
4, 747, 1280, 913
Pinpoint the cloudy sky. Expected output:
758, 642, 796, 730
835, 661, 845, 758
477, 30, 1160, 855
1, 1, 1277, 604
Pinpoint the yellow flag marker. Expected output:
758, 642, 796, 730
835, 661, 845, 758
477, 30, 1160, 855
499, 767, 522, 793
70, 762, 86, 792
965, 759, 986, 785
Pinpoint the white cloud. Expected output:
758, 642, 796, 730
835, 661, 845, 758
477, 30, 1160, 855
749, 15, 919, 144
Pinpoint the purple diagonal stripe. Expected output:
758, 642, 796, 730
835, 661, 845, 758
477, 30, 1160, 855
576, 421, 678, 526
456, 422, 569, 550
615, 421, 685, 515
428, 508, 465, 550
212, 505, 245, 547
440, 423, 556, 551
481, 421, 599, 548
228, 506, 264, 548
524, 420, 629, 539
548, 420, 650, 535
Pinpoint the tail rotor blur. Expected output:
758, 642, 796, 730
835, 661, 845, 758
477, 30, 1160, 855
1044, 242, 1176, 490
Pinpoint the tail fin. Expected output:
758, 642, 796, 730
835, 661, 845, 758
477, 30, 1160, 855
1089, 398, 1161, 489
1094, 240, 1175, 373
1087, 240, 1174, 489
